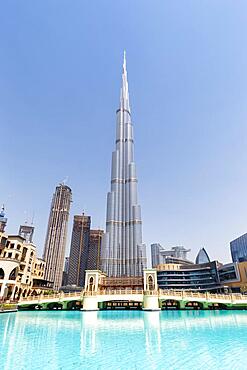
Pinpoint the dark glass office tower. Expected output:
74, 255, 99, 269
67, 214, 91, 287
88, 230, 104, 270
230, 233, 247, 262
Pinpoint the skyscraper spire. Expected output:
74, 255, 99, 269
101, 53, 147, 277
120, 50, 130, 112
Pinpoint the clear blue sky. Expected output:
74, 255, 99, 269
1, 1, 247, 263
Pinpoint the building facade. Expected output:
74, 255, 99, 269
156, 262, 221, 292
195, 248, 210, 264
101, 53, 147, 277
0, 213, 50, 299
88, 230, 104, 270
67, 214, 91, 287
230, 233, 247, 263
43, 183, 72, 290
62, 257, 70, 286
151, 244, 191, 268
219, 261, 247, 293
19, 225, 35, 243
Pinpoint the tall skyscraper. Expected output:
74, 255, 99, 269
88, 229, 104, 270
43, 183, 72, 290
67, 214, 91, 287
101, 52, 147, 277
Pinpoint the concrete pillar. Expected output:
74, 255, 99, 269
82, 296, 99, 311
143, 293, 160, 311
202, 301, 210, 310
61, 301, 68, 310
10, 286, 16, 300
179, 301, 186, 309
0, 282, 6, 298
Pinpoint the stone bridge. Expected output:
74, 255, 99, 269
18, 289, 247, 311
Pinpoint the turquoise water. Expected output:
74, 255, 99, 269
0, 310, 247, 370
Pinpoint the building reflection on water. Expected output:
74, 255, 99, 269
0, 311, 247, 369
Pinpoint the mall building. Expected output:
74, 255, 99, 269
152, 245, 247, 293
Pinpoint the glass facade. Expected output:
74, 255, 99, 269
195, 248, 210, 264
218, 263, 239, 283
157, 262, 220, 291
230, 233, 247, 263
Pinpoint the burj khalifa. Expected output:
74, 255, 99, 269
101, 53, 147, 277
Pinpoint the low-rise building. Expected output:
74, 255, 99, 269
156, 261, 221, 292
0, 211, 52, 300
219, 261, 247, 293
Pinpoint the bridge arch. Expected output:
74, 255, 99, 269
185, 301, 203, 310
100, 300, 142, 310
161, 299, 180, 310
47, 302, 63, 310
209, 302, 228, 310
66, 300, 83, 310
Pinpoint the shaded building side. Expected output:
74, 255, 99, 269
67, 215, 91, 287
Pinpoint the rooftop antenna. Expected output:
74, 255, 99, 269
31, 211, 35, 225
61, 176, 69, 185
24, 210, 28, 225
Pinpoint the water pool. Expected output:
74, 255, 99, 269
0, 310, 246, 370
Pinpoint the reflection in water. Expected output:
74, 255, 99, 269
144, 312, 161, 357
0, 311, 247, 370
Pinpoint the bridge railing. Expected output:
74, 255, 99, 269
97, 289, 143, 295
17, 288, 247, 304
19, 291, 83, 303
159, 289, 247, 302
143, 290, 159, 295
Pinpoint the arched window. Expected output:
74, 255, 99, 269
0, 268, 4, 279
148, 275, 154, 291
89, 276, 94, 292
9, 267, 18, 280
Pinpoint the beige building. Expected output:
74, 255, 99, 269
0, 218, 50, 300
221, 261, 247, 292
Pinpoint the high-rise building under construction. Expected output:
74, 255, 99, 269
43, 183, 72, 290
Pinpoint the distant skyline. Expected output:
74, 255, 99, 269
1, 1, 247, 263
